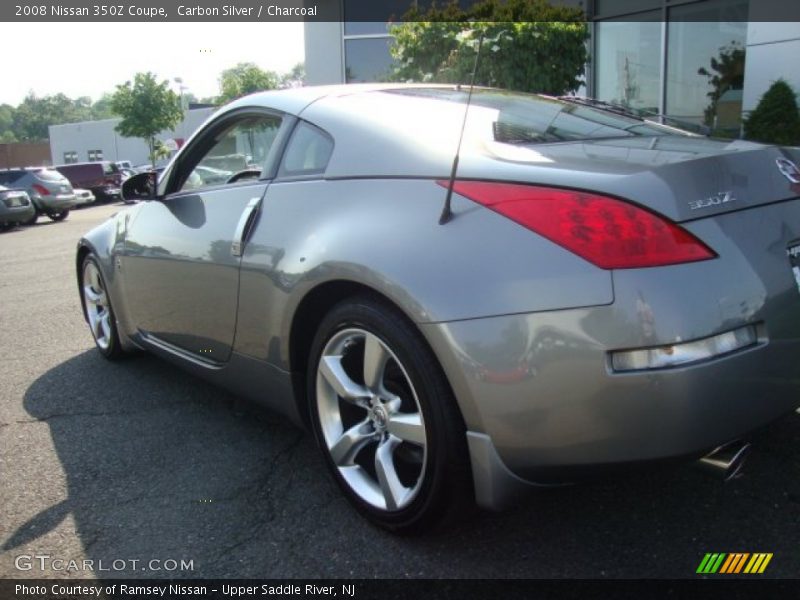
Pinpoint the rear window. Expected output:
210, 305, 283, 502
386, 88, 686, 145
34, 169, 67, 182
0, 170, 25, 184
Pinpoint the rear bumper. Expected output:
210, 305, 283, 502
0, 203, 35, 224
420, 198, 800, 509
35, 195, 76, 211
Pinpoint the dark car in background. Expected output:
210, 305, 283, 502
0, 184, 35, 231
0, 168, 76, 223
55, 161, 123, 203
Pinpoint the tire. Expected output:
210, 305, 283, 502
47, 209, 69, 222
307, 296, 473, 533
80, 255, 125, 360
0, 222, 16, 232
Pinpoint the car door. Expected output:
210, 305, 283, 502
121, 110, 289, 363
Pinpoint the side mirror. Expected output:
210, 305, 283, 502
122, 171, 158, 202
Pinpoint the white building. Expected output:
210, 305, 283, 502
48, 107, 216, 167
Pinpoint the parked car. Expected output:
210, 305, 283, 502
72, 188, 96, 206
0, 167, 76, 223
76, 84, 800, 533
55, 161, 122, 203
0, 185, 35, 231
114, 160, 133, 170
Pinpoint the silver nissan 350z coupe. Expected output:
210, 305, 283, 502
77, 84, 800, 532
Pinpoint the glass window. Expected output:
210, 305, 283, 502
63, 151, 78, 164
386, 88, 687, 145
180, 115, 281, 192
595, 17, 662, 115
279, 122, 334, 177
345, 38, 396, 83
666, 1, 748, 136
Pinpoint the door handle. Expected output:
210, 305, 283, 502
231, 197, 262, 257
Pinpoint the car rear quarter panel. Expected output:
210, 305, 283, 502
234, 177, 613, 368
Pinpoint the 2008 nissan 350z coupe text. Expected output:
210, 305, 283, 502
76, 84, 800, 533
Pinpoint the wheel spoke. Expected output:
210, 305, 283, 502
363, 332, 389, 391
84, 285, 106, 306
329, 419, 374, 466
374, 436, 408, 511
387, 412, 426, 446
320, 355, 369, 402
99, 313, 111, 342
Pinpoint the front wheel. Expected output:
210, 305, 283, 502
81, 255, 125, 360
48, 209, 69, 222
307, 296, 472, 533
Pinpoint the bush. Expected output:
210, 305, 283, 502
743, 79, 800, 145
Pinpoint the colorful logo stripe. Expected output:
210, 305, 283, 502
697, 553, 773, 574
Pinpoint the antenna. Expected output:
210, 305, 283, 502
439, 31, 484, 225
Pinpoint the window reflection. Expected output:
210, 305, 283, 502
666, 2, 748, 136
595, 18, 662, 114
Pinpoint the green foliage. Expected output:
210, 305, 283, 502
389, 0, 588, 95
744, 79, 800, 146
279, 63, 306, 89
110, 72, 183, 166
697, 42, 745, 127
218, 62, 279, 104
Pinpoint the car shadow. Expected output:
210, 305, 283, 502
8, 350, 800, 578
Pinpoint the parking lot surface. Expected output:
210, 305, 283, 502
1, 203, 799, 579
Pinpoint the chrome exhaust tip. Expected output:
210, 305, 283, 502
697, 441, 751, 481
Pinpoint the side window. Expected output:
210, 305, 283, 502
278, 121, 334, 178
179, 114, 282, 193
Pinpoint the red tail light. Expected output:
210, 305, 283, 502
32, 184, 51, 196
441, 180, 716, 269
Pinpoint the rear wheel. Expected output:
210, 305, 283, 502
81, 255, 125, 360
307, 296, 472, 533
47, 210, 69, 222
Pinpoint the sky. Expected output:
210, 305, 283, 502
0, 22, 305, 106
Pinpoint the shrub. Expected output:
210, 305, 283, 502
743, 79, 800, 145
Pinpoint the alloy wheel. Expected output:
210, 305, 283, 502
82, 261, 112, 350
315, 328, 428, 511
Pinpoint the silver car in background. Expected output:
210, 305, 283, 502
76, 84, 800, 533
0, 167, 76, 223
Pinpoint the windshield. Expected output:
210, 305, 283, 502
387, 88, 688, 144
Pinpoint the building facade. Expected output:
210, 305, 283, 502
305, 0, 800, 136
48, 107, 216, 168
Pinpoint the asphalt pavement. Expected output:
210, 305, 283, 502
0, 202, 798, 579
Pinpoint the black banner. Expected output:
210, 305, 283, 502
2, 579, 799, 600
2, 0, 800, 22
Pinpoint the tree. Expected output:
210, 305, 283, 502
218, 62, 279, 104
110, 72, 183, 167
0, 104, 15, 142
279, 63, 306, 89
744, 79, 800, 146
389, 0, 588, 95
11, 92, 94, 141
